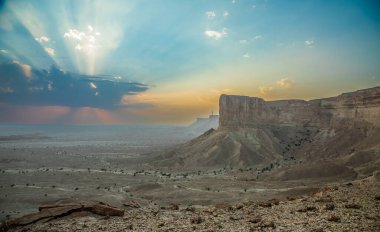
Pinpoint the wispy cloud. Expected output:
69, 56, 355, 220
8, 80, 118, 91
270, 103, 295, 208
243, 53, 250, 58
223, 11, 229, 18
35, 36, 49, 43
276, 78, 293, 89
259, 86, 274, 96
258, 78, 295, 98
254, 35, 262, 40
44, 47, 55, 56
206, 11, 216, 18
204, 28, 227, 40
64, 26, 101, 54
305, 39, 314, 48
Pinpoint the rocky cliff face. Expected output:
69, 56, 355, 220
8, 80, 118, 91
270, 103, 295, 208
219, 86, 380, 128
150, 87, 380, 172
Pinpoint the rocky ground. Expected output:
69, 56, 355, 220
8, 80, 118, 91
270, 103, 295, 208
4, 176, 379, 232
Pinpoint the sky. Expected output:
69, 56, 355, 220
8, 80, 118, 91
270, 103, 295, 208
0, 0, 379, 124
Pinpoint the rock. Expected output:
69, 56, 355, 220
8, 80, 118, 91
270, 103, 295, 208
89, 202, 124, 216
258, 202, 272, 208
327, 215, 341, 222
374, 196, 380, 201
235, 203, 244, 210
259, 220, 276, 228
9, 201, 124, 227
313, 228, 324, 232
268, 198, 280, 205
248, 216, 262, 223
203, 207, 216, 214
324, 203, 335, 211
219, 87, 380, 129
190, 215, 203, 224
123, 200, 141, 208
345, 203, 361, 209
167, 204, 179, 210
185, 206, 196, 212
297, 206, 317, 212
315, 197, 333, 203
229, 215, 243, 220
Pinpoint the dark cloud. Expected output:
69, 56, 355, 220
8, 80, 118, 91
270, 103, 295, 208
0, 61, 149, 108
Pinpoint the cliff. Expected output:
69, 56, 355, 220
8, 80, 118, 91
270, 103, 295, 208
149, 87, 380, 171
219, 86, 380, 128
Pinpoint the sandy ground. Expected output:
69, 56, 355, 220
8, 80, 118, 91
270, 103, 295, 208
6, 178, 380, 232
0, 142, 333, 222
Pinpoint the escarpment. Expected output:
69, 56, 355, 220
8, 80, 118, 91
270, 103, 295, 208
151, 87, 380, 174
219, 86, 380, 129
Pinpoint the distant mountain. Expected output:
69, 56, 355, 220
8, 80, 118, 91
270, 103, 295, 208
184, 114, 219, 136
149, 87, 380, 180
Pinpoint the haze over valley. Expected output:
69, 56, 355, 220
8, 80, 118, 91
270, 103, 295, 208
0, 0, 380, 231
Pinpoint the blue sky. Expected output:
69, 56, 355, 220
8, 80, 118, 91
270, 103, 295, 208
0, 0, 379, 124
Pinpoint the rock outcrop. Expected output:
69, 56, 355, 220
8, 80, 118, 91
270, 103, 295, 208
6, 201, 124, 228
149, 87, 380, 172
219, 86, 380, 128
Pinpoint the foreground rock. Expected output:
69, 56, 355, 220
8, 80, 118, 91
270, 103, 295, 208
2, 201, 123, 230
4, 178, 379, 232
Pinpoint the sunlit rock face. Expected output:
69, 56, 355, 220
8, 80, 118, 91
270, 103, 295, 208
150, 87, 380, 169
219, 87, 380, 129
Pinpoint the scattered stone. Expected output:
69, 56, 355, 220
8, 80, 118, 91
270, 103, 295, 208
297, 206, 317, 212
258, 202, 272, 208
203, 207, 216, 214
268, 198, 280, 205
327, 215, 341, 222
185, 206, 196, 212
315, 197, 333, 203
365, 213, 377, 220
286, 196, 296, 201
190, 215, 203, 224
168, 204, 179, 210
374, 196, 380, 201
345, 203, 361, 209
229, 215, 242, 220
248, 216, 262, 223
324, 203, 335, 211
123, 200, 141, 208
235, 203, 244, 210
260, 220, 276, 228
313, 228, 324, 232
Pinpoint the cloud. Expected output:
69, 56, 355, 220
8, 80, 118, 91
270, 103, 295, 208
44, 47, 55, 56
204, 29, 227, 40
223, 11, 229, 18
305, 39, 314, 47
206, 11, 216, 18
11, 60, 31, 78
258, 78, 295, 98
64, 26, 101, 54
259, 86, 274, 95
243, 53, 250, 58
0, 62, 149, 109
232, 0, 236, 4
89, 82, 97, 89
35, 36, 49, 43
276, 78, 293, 89
120, 94, 154, 109
254, 35, 262, 40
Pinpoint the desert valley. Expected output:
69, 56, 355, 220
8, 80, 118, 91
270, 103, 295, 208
1, 87, 379, 231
